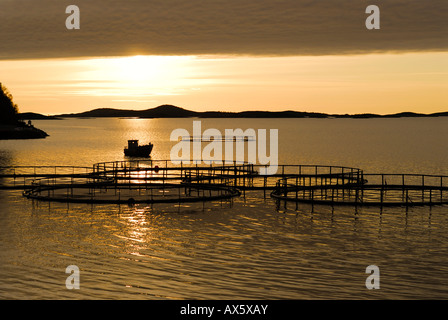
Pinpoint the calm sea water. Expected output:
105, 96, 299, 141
1, 117, 448, 299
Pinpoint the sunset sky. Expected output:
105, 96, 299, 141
0, 0, 446, 115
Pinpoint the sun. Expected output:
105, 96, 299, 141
114, 55, 165, 83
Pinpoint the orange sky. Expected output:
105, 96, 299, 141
0, 52, 446, 115
0, 1, 447, 115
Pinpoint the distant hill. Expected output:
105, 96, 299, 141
46, 104, 448, 119
140, 105, 198, 118
57, 108, 141, 118
198, 110, 329, 118
57, 106, 333, 119
381, 112, 426, 118
58, 105, 198, 118
18, 112, 61, 120
423, 111, 448, 117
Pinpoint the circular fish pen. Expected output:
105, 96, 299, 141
271, 173, 448, 207
22, 160, 250, 204
246, 164, 363, 190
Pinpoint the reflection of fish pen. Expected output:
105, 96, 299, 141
271, 173, 448, 207
1, 160, 448, 208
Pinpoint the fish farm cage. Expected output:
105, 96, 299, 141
1, 160, 448, 208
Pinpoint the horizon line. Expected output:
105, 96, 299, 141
18, 104, 448, 118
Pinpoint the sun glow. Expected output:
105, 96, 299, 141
75, 55, 203, 99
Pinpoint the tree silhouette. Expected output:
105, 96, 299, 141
0, 83, 19, 125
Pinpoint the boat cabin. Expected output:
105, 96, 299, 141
127, 140, 140, 150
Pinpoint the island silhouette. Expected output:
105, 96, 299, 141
47, 104, 448, 119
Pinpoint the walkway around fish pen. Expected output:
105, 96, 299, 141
0, 166, 92, 189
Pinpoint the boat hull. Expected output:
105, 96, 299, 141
124, 144, 153, 157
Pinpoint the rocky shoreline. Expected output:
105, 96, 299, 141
0, 123, 49, 140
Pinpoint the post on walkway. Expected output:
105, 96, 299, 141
441, 176, 444, 205
263, 176, 267, 199
422, 175, 425, 202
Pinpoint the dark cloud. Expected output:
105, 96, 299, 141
0, 0, 446, 59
